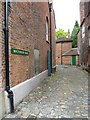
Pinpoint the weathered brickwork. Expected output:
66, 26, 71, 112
62, 56, 72, 65
0, 2, 56, 87
56, 43, 61, 64
62, 56, 79, 65
78, 1, 90, 71
0, 2, 6, 119
0, 2, 5, 91
76, 56, 79, 66
56, 40, 72, 65
56, 38, 79, 65
62, 42, 72, 54
0, 1, 2, 91
51, 10, 56, 67
0, 2, 56, 118
3, 2, 56, 87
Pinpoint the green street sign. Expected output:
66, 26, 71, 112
11, 48, 29, 56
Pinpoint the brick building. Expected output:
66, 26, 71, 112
0, 1, 56, 118
77, 1, 90, 72
56, 37, 72, 65
56, 36, 79, 65
62, 48, 79, 65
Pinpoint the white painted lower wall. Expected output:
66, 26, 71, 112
4, 70, 48, 113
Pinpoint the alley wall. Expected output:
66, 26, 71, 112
8, 2, 49, 87
78, 1, 90, 69
2, 2, 56, 87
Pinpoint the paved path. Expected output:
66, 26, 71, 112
4, 65, 88, 119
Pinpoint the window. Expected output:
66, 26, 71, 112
82, 25, 85, 43
45, 17, 49, 41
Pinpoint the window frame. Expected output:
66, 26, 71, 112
45, 17, 49, 42
81, 25, 85, 43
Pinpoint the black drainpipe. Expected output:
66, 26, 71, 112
49, 3, 52, 73
4, 0, 14, 113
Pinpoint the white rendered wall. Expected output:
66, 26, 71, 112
4, 70, 48, 113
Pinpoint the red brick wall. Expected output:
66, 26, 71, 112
0, 2, 5, 91
79, 1, 90, 68
62, 56, 72, 65
8, 2, 34, 86
4, 2, 56, 87
52, 10, 56, 67
76, 56, 79, 66
0, 2, 5, 116
56, 43, 61, 64
56, 41, 72, 65
31, 2, 50, 73
62, 55, 79, 65
62, 42, 72, 54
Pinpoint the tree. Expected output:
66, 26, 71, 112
71, 21, 79, 48
56, 29, 68, 39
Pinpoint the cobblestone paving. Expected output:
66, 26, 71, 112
4, 65, 88, 119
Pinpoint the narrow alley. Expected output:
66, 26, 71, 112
4, 65, 88, 119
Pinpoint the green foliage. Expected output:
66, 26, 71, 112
71, 21, 79, 48
56, 29, 68, 39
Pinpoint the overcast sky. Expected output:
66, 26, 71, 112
53, 0, 81, 33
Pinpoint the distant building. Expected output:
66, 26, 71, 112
56, 30, 79, 65
62, 48, 79, 65
56, 37, 72, 65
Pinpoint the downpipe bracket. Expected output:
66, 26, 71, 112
6, 89, 14, 113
